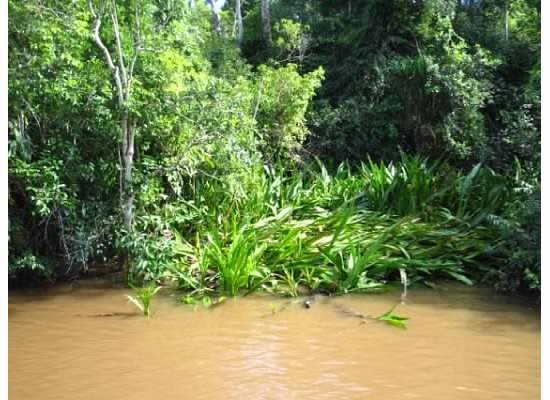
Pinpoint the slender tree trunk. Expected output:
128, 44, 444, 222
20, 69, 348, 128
212, 11, 221, 34
235, 0, 243, 48
118, 112, 136, 277
504, 1, 509, 41
260, 0, 272, 49
121, 114, 135, 233
206, 0, 223, 34
88, 0, 140, 279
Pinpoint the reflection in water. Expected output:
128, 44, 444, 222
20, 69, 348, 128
9, 285, 540, 400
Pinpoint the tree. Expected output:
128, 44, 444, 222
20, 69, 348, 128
88, 0, 144, 275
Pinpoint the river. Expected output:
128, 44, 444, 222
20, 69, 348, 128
8, 283, 540, 400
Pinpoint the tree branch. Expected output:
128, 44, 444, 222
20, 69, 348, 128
88, 0, 124, 105
110, 0, 128, 93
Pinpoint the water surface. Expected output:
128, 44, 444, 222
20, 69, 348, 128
9, 283, 540, 400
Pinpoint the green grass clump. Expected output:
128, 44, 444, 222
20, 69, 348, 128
130, 155, 514, 300
127, 284, 161, 317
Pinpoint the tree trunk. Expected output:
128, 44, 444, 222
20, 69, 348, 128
121, 114, 135, 233
260, 0, 272, 49
504, 2, 509, 41
119, 113, 135, 276
212, 11, 221, 34
235, 0, 243, 48
88, 0, 140, 280
207, 0, 223, 34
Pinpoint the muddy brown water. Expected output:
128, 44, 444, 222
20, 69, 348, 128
9, 284, 540, 400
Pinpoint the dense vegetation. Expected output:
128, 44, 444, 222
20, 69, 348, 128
8, 0, 540, 299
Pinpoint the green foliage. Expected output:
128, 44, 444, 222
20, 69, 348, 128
276, 267, 301, 297
483, 162, 540, 296
10, 157, 74, 219
354, 154, 508, 223
8, 0, 324, 284
203, 227, 267, 296
262, 0, 539, 173
273, 18, 311, 62
255, 64, 324, 161
358, 155, 440, 215
9, 253, 53, 282
376, 304, 410, 329
8, 0, 539, 302
127, 284, 162, 317
181, 294, 227, 309
320, 246, 384, 294
141, 157, 521, 299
